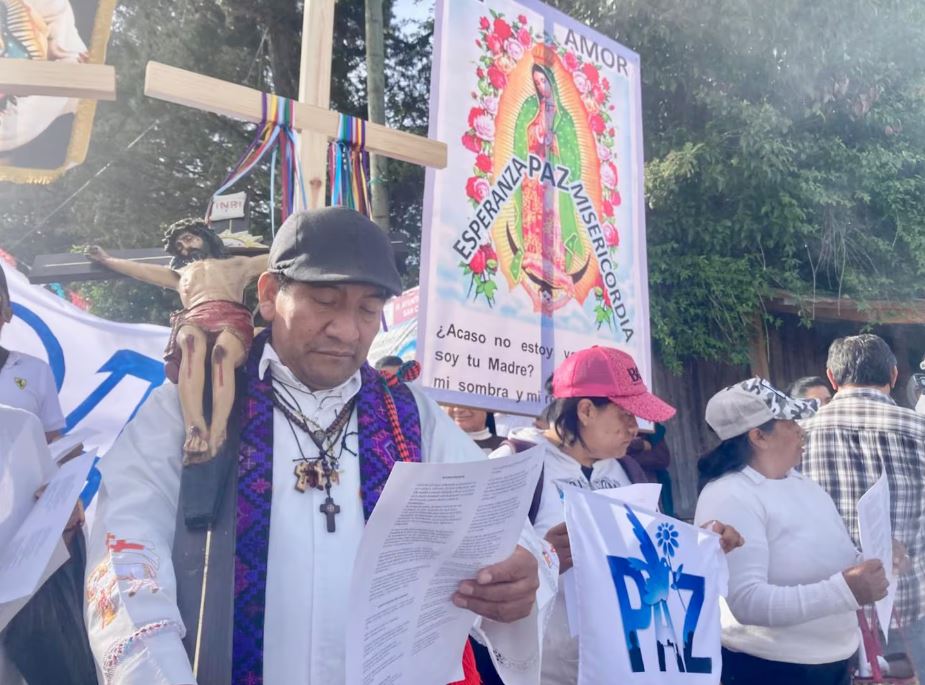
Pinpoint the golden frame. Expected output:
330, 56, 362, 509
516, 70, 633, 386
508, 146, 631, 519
0, 0, 119, 184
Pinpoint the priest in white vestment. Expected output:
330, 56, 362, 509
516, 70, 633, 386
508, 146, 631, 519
84, 208, 558, 685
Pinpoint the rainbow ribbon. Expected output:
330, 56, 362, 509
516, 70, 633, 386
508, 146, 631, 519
210, 93, 307, 236
328, 115, 371, 216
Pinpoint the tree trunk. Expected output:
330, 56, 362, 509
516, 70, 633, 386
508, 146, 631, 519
365, 0, 390, 231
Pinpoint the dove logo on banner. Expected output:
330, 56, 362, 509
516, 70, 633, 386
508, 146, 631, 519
2, 263, 169, 453
564, 486, 727, 685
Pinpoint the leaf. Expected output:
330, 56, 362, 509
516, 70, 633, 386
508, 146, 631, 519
511, 253, 523, 281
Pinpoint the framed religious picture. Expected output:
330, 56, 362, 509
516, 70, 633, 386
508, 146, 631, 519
0, 0, 118, 183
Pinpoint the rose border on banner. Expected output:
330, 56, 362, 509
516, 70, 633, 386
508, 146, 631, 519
460, 9, 623, 330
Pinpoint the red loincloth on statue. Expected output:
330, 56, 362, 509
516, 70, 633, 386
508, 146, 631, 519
163, 300, 255, 384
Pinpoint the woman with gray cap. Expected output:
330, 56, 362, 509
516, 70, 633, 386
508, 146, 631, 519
694, 377, 889, 685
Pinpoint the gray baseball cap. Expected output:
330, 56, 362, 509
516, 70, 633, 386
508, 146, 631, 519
705, 377, 819, 440
268, 207, 403, 296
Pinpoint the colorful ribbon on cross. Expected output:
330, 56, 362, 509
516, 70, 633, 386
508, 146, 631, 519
209, 92, 307, 236
328, 114, 371, 216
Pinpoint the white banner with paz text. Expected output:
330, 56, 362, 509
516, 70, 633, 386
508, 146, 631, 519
2, 263, 168, 453
419, 0, 650, 415
564, 486, 726, 684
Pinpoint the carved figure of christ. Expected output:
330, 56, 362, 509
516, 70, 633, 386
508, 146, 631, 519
86, 232, 266, 458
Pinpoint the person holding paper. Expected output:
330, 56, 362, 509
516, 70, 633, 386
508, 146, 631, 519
0, 405, 95, 685
695, 378, 889, 685
802, 334, 925, 674
85, 208, 556, 685
493, 346, 741, 685
0, 266, 66, 441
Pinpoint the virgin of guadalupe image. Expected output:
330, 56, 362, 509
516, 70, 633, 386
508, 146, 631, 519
491, 47, 603, 315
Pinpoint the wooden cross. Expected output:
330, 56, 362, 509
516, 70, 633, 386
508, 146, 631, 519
0, 60, 116, 100
319, 496, 340, 533
28, 245, 268, 285
294, 461, 321, 493
141, 0, 447, 210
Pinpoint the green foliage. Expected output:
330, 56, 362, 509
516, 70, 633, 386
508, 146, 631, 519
549, 0, 925, 368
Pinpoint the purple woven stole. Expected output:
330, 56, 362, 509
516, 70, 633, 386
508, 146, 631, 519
232, 331, 422, 683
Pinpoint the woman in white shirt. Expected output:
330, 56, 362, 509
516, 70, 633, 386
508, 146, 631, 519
694, 377, 889, 685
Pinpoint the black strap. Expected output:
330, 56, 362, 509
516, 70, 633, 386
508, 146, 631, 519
502, 438, 545, 525
528, 464, 545, 526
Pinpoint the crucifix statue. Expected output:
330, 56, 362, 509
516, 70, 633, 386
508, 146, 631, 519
85, 218, 267, 460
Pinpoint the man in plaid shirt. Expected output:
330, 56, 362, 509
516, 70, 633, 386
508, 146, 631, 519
802, 334, 925, 673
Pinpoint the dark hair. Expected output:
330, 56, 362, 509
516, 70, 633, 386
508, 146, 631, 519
375, 355, 404, 371
827, 335, 897, 387
788, 376, 829, 399
163, 218, 228, 268
546, 396, 611, 447
0, 265, 8, 304
486, 412, 497, 436
697, 419, 776, 489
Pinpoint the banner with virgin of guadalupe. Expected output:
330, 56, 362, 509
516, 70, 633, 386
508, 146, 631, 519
0, 0, 118, 183
418, 0, 650, 415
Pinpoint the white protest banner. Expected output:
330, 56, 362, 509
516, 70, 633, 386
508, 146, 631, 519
563, 483, 663, 638
2, 262, 169, 453
858, 472, 895, 640
564, 486, 726, 684
419, 0, 650, 414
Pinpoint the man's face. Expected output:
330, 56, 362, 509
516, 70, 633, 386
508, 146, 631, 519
174, 232, 206, 257
258, 276, 386, 390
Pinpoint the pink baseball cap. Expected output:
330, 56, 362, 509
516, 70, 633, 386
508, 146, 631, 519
552, 346, 676, 422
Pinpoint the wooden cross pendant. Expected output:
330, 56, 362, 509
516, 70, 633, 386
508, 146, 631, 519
294, 462, 320, 492
320, 496, 340, 533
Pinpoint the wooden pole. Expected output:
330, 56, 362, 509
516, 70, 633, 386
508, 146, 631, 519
0, 60, 116, 99
365, 0, 391, 230
298, 0, 337, 209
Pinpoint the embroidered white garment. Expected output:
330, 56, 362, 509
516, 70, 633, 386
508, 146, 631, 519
85, 343, 557, 684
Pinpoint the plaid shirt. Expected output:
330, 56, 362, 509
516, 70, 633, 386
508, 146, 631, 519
802, 387, 925, 624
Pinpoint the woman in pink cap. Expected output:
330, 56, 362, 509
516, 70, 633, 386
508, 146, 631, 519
492, 346, 742, 685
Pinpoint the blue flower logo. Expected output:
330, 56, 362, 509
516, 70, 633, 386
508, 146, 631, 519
655, 522, 680, 558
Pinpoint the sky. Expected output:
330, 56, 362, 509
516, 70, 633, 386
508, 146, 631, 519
392, 0, 432, 24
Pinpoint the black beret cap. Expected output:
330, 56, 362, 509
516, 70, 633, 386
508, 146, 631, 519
268, 207, 403, 296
